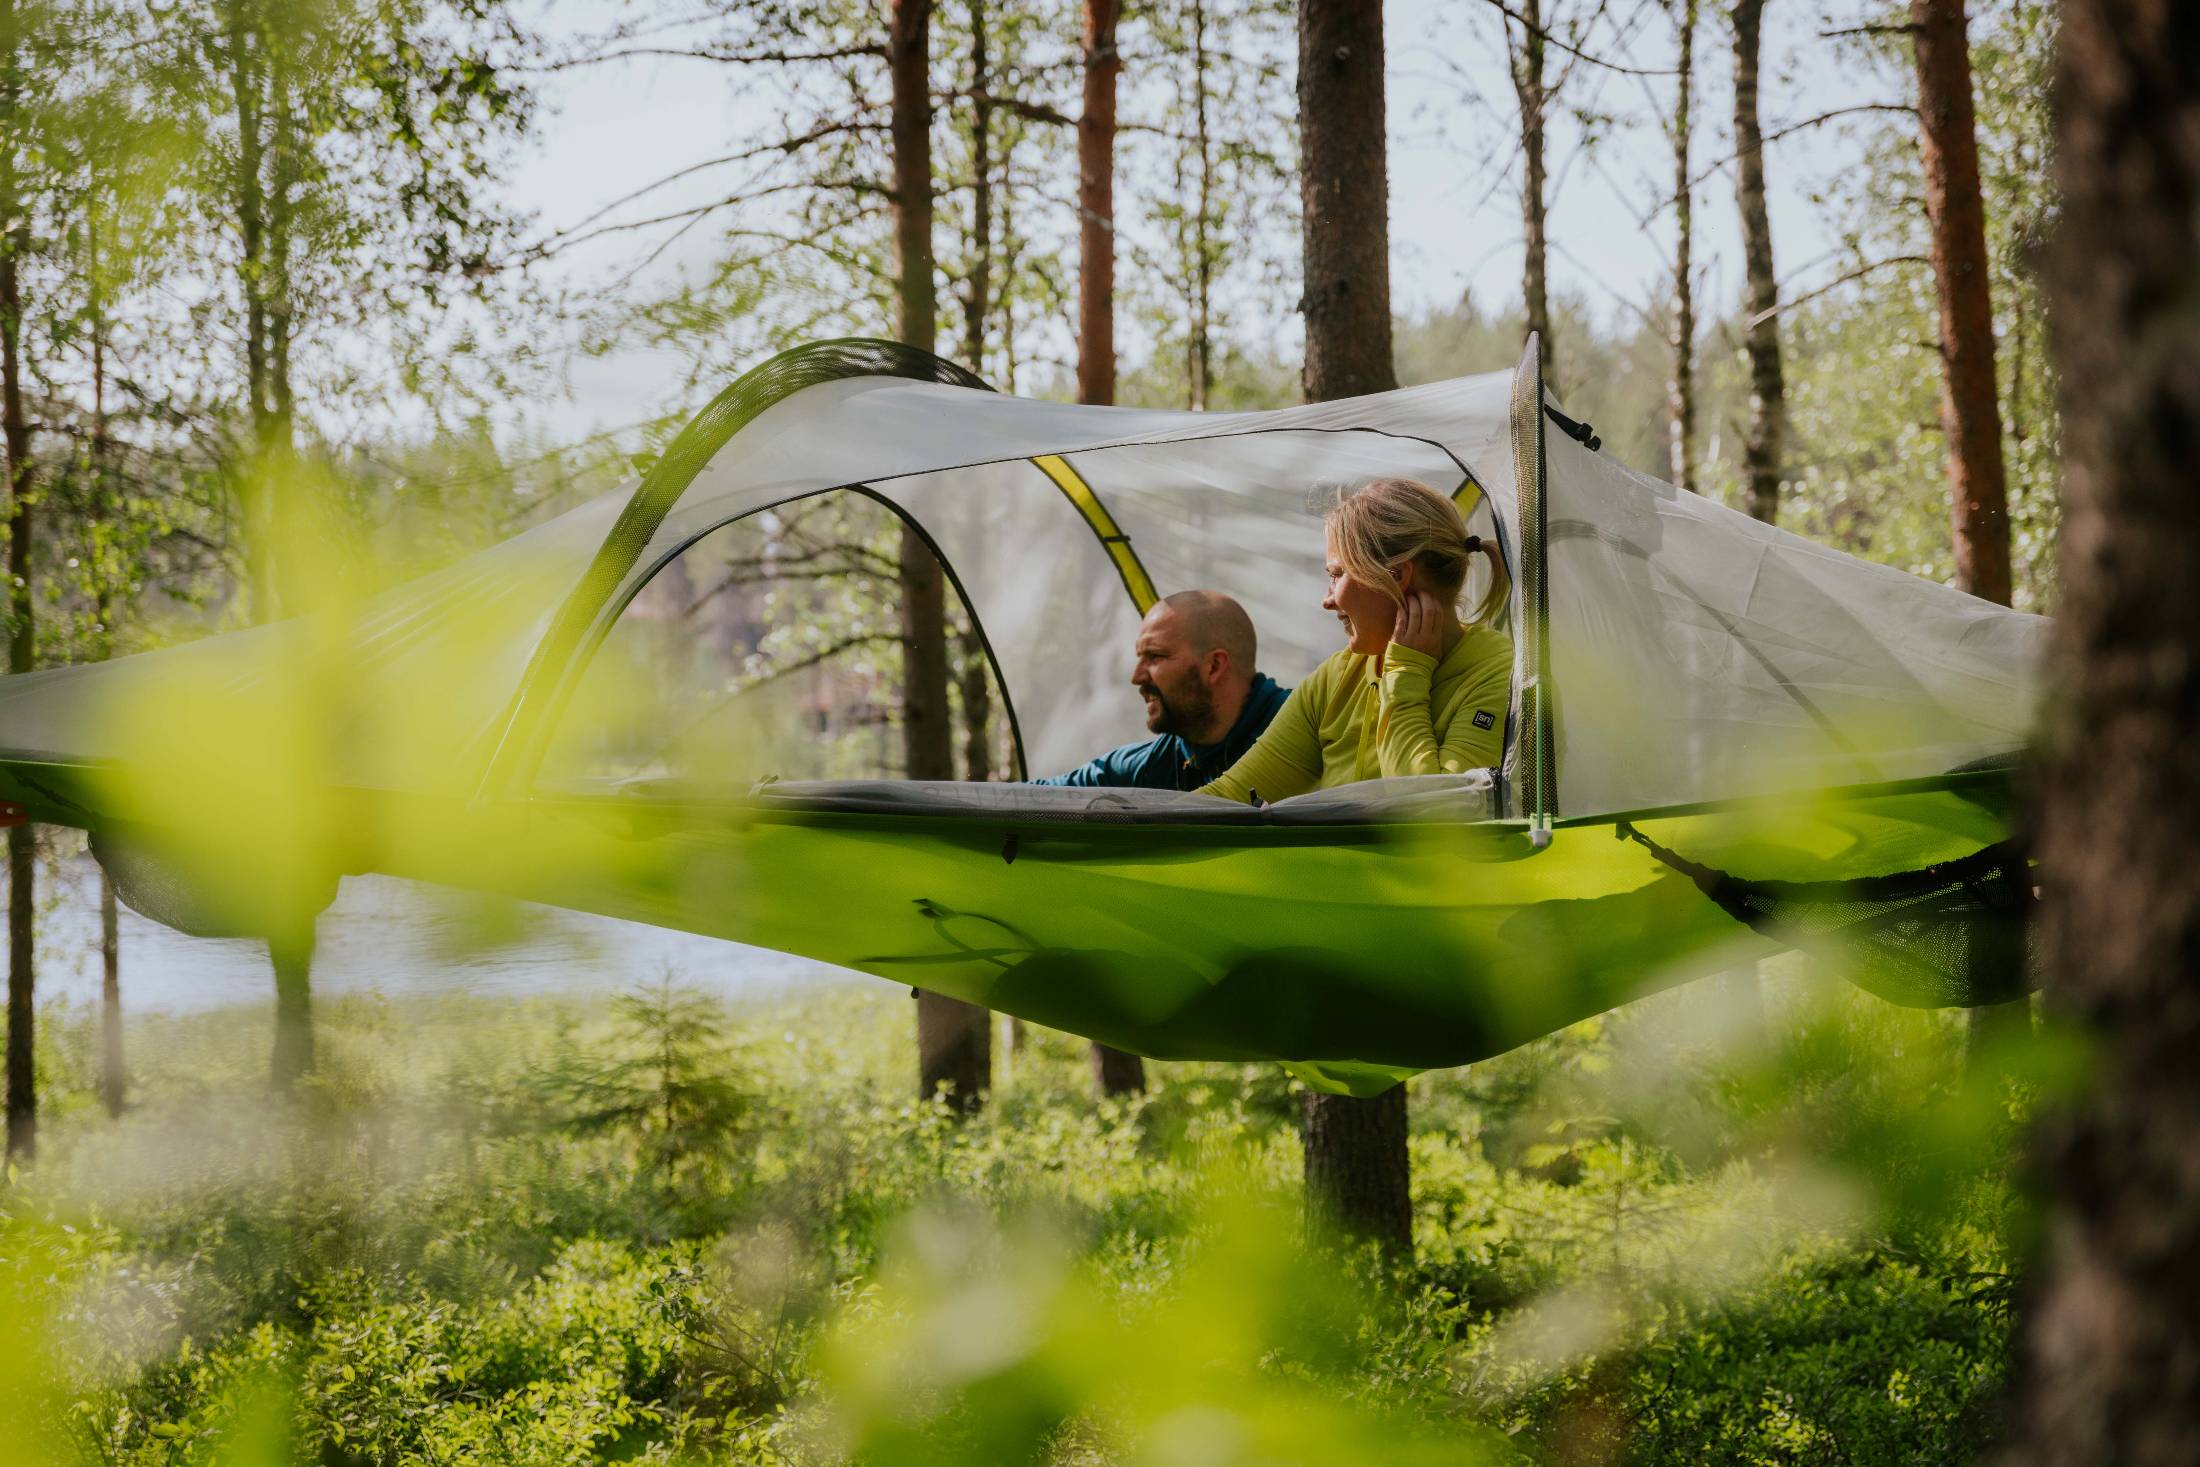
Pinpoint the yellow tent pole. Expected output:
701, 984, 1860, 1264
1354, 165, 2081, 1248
1031, 454, 1160, 613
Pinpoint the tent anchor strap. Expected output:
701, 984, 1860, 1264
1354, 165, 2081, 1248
1543, 403, 1601, 452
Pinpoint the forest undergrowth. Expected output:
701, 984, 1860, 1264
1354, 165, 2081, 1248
1, 959, 2047, 1465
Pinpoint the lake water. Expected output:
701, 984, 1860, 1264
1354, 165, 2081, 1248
33, 854, 862, 1016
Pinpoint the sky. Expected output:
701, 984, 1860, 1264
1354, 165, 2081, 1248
491, 0, 1908, 445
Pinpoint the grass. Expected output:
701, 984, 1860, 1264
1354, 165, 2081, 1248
1, 961, 2041, 1465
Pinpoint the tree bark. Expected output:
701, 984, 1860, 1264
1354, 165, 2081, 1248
1912, 0, 2010, 606
1298, 0, 1396, 403
1073, 0, 1142, 1095
891, 0, 937, 354
2016, 2, 2200, 1461
1, 20, 34, 1163
5, 825, 29, 1161
1512, 0, 1554, 383
957, 623, 992, 782
961, 0, 992, 375
902, 530, 986, 1105
1732, 0, 1783, 525
1911, 0, 2026, 1055
99, 871, 123, 1116
1296, 0, 1410, 1256
890, 0, 988, 1109
1077, 0, 1120, 406
269, 920, 314, 1091
1189, 0, 1213, 411
222, 0, 278, 623
1302, 1085, 1411, 1255
91, 291, 124, 1118
917, 990, 989, 1114
1091, 1042, 1146, 1097
1667, 0, 1697, 493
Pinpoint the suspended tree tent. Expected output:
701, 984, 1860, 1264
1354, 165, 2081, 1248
0, 339, 2044, 1094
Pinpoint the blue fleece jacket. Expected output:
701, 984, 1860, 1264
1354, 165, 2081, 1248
1031, 673, 1291, 792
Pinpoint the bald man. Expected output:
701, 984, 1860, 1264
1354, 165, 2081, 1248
1033, 590, 1290, 791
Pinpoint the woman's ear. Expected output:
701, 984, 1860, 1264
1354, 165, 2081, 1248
1394, 561, 1417, 595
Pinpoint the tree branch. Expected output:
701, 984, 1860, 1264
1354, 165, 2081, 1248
1747, 255, 1929, 327
1819, 23, 1922, 40
737, 633, 899, 694
519, 180, 882, 264
528, 44, 885, 74
1663, 103, 1916, 205
947, 89, 1074, 127
1480, 0, 1679, 78
550, 120, 886, 240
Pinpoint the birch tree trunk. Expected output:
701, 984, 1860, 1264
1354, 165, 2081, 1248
1732, 0, 1782, 525
1667, 0, 1697, 493
2018, 2, 2200, 1460
1296, 0, 1409, 1257
1513, 0, 1553, 382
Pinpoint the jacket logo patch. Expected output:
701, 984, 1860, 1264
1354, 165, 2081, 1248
1471, 709, 1496, 731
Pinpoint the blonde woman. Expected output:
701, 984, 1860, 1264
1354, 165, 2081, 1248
1199, 477, 1512, 804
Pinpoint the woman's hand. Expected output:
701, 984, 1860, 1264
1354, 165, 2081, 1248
1390, 590, 1453, 661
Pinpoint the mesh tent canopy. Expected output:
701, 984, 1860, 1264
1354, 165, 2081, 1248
0, 338, 2048, 1092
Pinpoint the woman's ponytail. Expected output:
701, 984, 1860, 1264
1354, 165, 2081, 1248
1325, 478, 1512, 629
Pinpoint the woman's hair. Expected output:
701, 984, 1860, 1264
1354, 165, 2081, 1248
1324, 476, 1510, 628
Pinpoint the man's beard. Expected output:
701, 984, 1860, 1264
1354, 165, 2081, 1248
1140, 678, 1215, 738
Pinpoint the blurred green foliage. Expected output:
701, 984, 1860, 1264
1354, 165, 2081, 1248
1, 958, 2058, 1465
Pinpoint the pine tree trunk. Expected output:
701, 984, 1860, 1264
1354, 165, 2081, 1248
91, 289, 125, 1120
1302, 1084, 1411, 1255
1667, 0, 1697, 493
961, 0, 992, 374
917, 990, 989, 1113
1078, 0, 1120, 406
1190, 0, 1212, 411
1091, 1043, 1146, 1097
1296, 0, 1410, 1256
227, 3, 320, 1076
5, 825, 29, 1161
2017, 3, 2200, 1459
1514, 0, 1553, 382
99, 870, 123, 1117
269, 920, 314, 1091
958, 624, 992, 782
1, 62, 34, 1162
1732, 0, 1783, 525
1075, 0, 1142, 1095
891, 0, 937, 354
894, 0, 988, 1106
1912, 0, 2010, 606
1911, 0, 2026, 1055
1298, 0, 1396, 402
223, 0, 278, 623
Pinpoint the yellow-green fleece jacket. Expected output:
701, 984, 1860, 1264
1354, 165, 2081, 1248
1197, 623, 1512, 804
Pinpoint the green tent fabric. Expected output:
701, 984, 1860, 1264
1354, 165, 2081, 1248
0, 338, 2045, 1093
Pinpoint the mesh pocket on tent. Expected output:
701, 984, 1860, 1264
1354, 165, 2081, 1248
1615, 821, 2036, 1008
